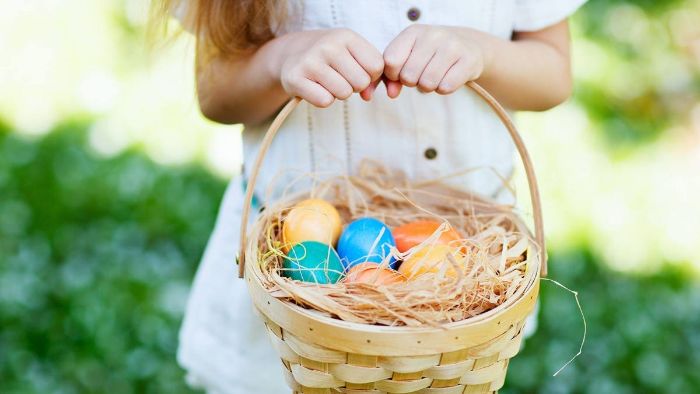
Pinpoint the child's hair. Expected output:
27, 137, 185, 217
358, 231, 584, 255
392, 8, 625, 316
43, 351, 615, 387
150, 0, 287, 57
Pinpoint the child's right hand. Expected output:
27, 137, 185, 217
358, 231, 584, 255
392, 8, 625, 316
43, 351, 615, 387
278, 29, 385, 108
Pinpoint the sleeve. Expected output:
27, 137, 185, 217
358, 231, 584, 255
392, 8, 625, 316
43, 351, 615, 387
513, 0, 588, 32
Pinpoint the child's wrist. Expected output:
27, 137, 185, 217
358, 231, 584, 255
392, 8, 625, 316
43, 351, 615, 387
263, 30, 324, 88
261, 34, 293, 86
459, 28, 497, 80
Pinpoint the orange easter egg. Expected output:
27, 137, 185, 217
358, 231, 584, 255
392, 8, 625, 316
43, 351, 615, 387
398, 245, 464, 280
393, 220, 462, 253
344, 263, 406, 285
283, 199, 342, 252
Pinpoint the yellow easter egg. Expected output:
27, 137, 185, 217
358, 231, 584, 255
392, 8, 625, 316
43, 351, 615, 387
398, 244, 464, 280
283, 199, 342, 252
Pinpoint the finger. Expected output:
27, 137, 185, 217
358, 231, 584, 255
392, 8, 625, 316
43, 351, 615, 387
383, 29, 417, 81
417, 48, 460, 93
360, 79, 381, 101
385, 79, 403, 98
296, 79, 335, 107
399, 38, 438, 88
330, 52, 372, 92
310, 65, 354, 100
346, 36, 385, 82
436, 59, 472, 95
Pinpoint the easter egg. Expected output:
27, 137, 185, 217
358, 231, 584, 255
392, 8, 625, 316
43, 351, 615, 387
283, 199, 342, 252
344, 262, 406, 285
398, 245, 464, 280
282, 241, 344, 284
393, 220, 462, 253
337, 218, 397, 269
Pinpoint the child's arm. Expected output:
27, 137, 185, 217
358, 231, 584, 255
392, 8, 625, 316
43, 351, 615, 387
383, 21, 573, 111
197, 29, 384, 125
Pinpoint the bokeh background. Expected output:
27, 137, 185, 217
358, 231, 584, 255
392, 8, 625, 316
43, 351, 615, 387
1, 0, 699, 393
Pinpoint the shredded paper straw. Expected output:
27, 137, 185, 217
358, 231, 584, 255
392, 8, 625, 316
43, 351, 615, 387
251, 162, 542, 327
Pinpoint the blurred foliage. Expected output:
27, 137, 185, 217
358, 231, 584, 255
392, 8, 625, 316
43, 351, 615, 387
573, 0, 700, 150
0, 125, 223, 393
505, 251, 700, 393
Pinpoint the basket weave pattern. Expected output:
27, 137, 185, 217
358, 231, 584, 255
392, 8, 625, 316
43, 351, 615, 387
264, 316, 526, 394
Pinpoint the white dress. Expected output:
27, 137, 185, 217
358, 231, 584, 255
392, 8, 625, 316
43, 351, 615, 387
176, 1, 586, 393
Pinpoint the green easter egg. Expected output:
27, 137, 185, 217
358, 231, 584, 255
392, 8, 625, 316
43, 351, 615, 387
283, 241, 343, 284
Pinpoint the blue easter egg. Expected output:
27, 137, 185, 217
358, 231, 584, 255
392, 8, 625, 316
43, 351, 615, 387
282, 241, 344, 284
337, 218, 397, 269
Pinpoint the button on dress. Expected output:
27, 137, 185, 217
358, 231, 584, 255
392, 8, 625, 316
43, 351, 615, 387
175, 1, 586, 392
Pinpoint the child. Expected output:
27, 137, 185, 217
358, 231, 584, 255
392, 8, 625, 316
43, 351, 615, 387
155, 1, 586, 392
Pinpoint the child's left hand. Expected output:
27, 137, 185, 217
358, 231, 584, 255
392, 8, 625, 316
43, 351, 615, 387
382, 25, 488, 98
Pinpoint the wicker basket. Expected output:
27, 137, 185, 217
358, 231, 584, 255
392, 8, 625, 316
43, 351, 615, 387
238, 82, 546, 394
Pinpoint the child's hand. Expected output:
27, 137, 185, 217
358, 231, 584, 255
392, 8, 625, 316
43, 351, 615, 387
279, 29, 384, 107
383, 25, 488, 97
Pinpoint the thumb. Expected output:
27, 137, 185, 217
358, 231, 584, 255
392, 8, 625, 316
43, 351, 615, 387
360, 78, 382, 101
384, 78, 403, 99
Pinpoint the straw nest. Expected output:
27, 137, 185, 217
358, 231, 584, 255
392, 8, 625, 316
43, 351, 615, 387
251, 162, 539, 328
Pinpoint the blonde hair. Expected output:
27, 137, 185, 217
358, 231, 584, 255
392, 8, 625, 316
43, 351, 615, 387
150, 0, 287, 56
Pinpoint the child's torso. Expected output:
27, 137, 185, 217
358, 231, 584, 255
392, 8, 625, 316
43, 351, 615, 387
244, 1, 522, 202
284, 1, 517, 49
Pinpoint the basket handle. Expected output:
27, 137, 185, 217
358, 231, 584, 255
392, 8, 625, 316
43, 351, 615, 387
238, 82, 547, 278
